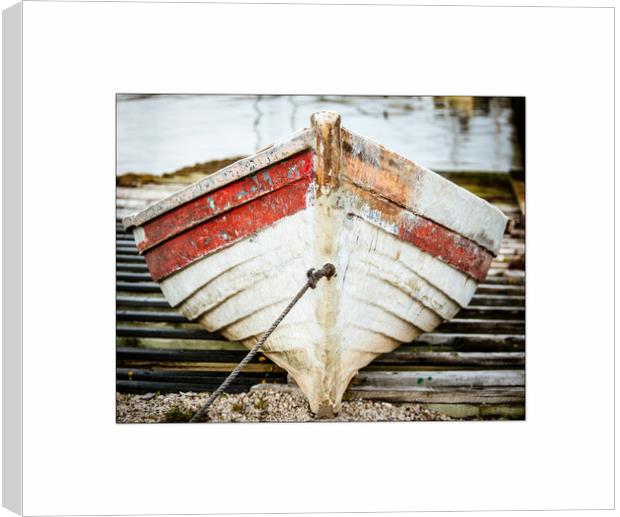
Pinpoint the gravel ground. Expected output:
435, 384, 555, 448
116, 388, 453, 423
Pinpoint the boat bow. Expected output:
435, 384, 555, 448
123, 111, 508, 416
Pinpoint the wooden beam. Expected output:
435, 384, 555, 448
311, 111, 341, 191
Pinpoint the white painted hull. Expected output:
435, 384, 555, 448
159, 205, 478, 415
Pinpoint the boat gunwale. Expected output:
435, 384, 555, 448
121, 127, 315, 230
122, 112, 508, 255
339, 127, 508, 253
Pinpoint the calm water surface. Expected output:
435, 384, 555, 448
117, 95, 522, 175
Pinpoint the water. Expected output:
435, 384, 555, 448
116, 95, 522, 176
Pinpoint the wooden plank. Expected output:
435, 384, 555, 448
117, 380, 262, 394
116, 331, 525, 351
470, 294, 524, 307
116, 254, 146, 264
345, 386, 525, 404
414, 333, 524, 349
340, 128, 508, 252
116, 326, 222, 340
117, 368, 282, 380
144, 177, 313, 281
458, 306, 524, 319
252, 383, 525, 405
373, 351, 525, 367
421, 403, 525, 419
352, 370, 524, 388
116, 263, 149, 273
117, 346, 523, 369
122, 128, 314, 229
312, 111, 341, 191
116, 296, 169, 308
116, 282, 161, 293
435, 319, 525, 334
136, 150, 314, 252
117, 246, 139, 255
117, 346, 256, 361
116, 310, 185, 323
118, 361, 284, 373
475, 284, 525, 296
344, 183, 494, 281
481, 276, 525, 286
116, 337, 244, 350
116, 272, 152, 282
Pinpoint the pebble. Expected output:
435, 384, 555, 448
116, 389, 453, 423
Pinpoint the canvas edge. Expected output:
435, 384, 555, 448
3, 2, 23, 515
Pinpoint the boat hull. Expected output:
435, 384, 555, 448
124, 112, 507, 415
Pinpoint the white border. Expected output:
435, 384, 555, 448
1, 1, 615, 515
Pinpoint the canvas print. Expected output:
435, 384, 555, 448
116, 95, 525, 423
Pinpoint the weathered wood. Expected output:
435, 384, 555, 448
116, 337, 243, 350
116, 310, 185, 323
435, 319, 525, 334
118, 361, 284, 373
481, 275, 524, 286
345, 386, 525, 404
118, 346, 253, 361
475, 284, 525, 296
412, 333, 525, 350
116, 330, 525, 351
117, 367, 284, 379
116, 282, 161, 293
144, 178, 312, 281
116, 246, 139, 255
116, 326, 222, 340
421, 403, 525, 419
116, 272, 152, 282
136, 150, 314, 253
351, 370, 524, 388
116, 254, 146, 264
116, 296, 170, 308
116, 380, 264, 394
122, 128, 314, 229
458, 306, 524, 319
312, 111, 341, 191
372, 351, 525, 367
253, 383, 525, 405
470, 294, 525, 307
116, 263, 149, 273
340, 128, 508, 252
117, 346, 522, 368
343, 183, 494, 281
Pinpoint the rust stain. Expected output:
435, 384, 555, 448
341, 132, 417, 208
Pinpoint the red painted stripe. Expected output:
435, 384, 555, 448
344, 183, 493, 281
397, 213, 493, 281
137, 150, 314, 252
144, 178, 312, 281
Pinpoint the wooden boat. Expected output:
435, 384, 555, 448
122, 112, 508, 417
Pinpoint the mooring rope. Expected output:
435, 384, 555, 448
189, 263, 336, 423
